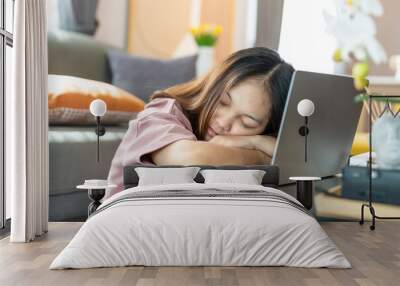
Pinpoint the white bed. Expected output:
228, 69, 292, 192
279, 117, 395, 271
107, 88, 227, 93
50, 183, 350, 269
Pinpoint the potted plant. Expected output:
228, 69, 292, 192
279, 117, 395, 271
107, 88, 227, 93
325, 0, 400, 169
190, 23, 223, 76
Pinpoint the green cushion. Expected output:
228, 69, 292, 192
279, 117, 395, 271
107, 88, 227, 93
48, 30, 113, 83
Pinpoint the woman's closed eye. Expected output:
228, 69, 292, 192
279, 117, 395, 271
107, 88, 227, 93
242, 116, 260, 129
220, 95, 231, 106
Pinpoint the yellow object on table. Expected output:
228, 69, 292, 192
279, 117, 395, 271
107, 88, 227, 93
351, 132, 370, 155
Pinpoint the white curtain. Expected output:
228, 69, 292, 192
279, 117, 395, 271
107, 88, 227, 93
7, 0, 49, 242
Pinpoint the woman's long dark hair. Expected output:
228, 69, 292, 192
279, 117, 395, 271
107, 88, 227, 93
152, 47, 295, 139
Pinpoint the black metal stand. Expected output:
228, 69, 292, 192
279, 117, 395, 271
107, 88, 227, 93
88, 188, 105, 216
298, 116, 310, 162
94, 116, 106, 162
359, 94, 400, 230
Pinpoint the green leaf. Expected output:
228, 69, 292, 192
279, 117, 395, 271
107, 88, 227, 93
354, 93, 400, 103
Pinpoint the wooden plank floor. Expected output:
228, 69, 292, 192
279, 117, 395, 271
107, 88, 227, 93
0, 222, 399, 286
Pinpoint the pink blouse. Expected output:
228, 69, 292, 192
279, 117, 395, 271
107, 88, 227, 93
106, 98, 197, 198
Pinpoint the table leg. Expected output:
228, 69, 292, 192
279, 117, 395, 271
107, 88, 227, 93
296, 181, 313, 210
88, 188, 105, 216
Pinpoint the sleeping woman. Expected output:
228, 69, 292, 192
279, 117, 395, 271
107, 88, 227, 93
106, 47, 294, 197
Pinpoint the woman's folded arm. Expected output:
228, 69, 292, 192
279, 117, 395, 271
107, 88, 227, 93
151, 139, 271, 166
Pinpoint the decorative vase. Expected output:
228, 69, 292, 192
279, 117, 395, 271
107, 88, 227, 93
196, 46, 215, 77
334, 62, 347, 75
372, 113, 400, 169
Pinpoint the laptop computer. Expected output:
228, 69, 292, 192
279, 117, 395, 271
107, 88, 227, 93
271, 70, 363, 185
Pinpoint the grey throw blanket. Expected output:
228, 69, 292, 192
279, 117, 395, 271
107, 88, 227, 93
90, 189, 310, 218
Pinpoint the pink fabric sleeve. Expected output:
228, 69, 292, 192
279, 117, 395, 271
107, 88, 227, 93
106, 98, 197, 198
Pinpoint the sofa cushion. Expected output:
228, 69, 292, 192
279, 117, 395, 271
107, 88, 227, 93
48, 30, 113, 83
48, 74, 145, 125
107, 49, 197, 102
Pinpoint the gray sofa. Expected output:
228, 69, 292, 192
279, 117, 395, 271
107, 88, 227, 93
48, 30, 112, 82
48, 30, 197, 221
48, 30, 126, 221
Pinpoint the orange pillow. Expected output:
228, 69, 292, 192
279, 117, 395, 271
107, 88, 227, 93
48, 75, 145, 125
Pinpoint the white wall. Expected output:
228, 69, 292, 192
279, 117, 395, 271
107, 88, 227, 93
47, 0, 128, 49
371, 0, 400, 75
278, 0, 336, 73
95, 0, 128, 49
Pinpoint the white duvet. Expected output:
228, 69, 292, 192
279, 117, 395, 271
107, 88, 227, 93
50, 183, 350, 269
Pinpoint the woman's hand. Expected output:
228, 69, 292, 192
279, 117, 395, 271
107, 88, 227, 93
209, 135, 256, 150
209, 135, 276, 157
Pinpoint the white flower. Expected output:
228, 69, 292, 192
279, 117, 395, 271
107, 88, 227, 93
345, 0, 383, 17
365, 38, 387, 64
324, 0, 387, 64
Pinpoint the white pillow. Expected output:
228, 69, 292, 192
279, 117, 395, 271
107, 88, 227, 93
135, 167, 201, 186
200, 169, 266, 185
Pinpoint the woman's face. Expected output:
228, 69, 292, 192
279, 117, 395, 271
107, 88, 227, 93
205, 79, 271, 141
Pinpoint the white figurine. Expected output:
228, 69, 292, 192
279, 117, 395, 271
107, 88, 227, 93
372, 113, 400, 169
